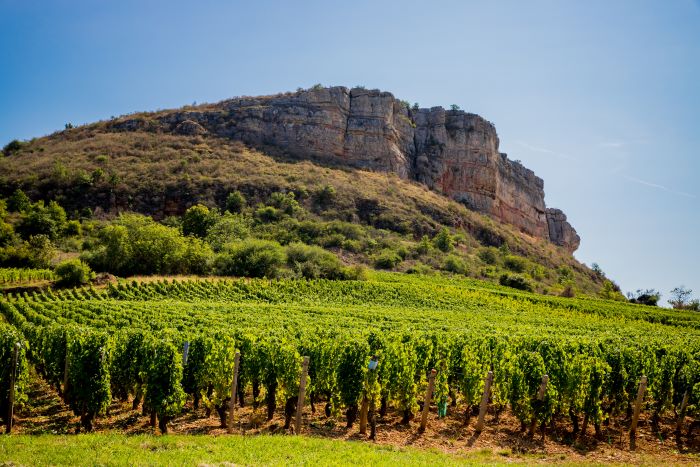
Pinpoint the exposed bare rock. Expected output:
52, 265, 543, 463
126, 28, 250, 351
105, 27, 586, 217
174, 119, 207, 136
546, 208, 581, 252
105, 86, 579, 250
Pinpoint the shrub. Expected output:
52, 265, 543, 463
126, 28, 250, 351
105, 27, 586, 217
478, 247, 498, 265
225, 191, 246, 213
285, 242, 345, 279
374, 249, 402, 269
82, 214, 213, 276
2, 139, 25, 156
503, 255, 527, 273
65, 220, 82, 236
268, 192, 301, 217
7, 189, 31, 213
315, 185, 336, 210
182, 204, 217, 238
17, 200, 67, 240
415, 236, 433, 256
443, 255, 467, 274
214, 239, 285, 278
499, 273, 533, 292
255, 206, 283, 223
55, 259, 95, 287
432, 227, 454, 253
206, 213, 251, 252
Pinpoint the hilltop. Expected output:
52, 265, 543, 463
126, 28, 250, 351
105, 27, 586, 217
0, 86, 606, 295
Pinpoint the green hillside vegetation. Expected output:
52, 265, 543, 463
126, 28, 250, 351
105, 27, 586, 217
0, 128, 615, 297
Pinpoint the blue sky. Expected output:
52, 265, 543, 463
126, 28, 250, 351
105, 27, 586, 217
1, 0, 699, 302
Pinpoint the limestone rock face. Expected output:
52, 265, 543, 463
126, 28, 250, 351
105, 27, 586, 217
546, 208, 581, 252
110, 86, 579, 250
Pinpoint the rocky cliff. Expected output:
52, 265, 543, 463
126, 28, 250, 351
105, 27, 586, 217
110, 86, 580, 251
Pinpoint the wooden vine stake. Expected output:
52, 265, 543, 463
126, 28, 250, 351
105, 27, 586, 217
419, 369, 437, 432
474, 371, 494, 433
529, 374, 549, 437
62, 342, 70, 402
675, 390, 689, 435
6, 342, 19, 434
227, 351, 241, 433
294, 356, 310, 434
629, 375, 647, 450
359, 397, 369, 435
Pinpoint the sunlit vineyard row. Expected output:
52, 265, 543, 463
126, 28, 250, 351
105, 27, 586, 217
0, 273, 698, 436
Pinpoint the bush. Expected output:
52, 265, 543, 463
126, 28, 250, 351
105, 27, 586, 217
415, 236, 433, 256
214, 239, 285, 278
478, 247, 498, 265
225, 191, 246, 213
182, 204, 217, 238
55, 259, 95, 287
432, 227, 454, 253
285, 242, 345, 279
503, 255, 527, 273
7, 189, 31, 213
443, 255, 467, 274
499, 273, 533, 292
206, 213, 251, 251
17, 200, 67, 240
65, 220, 82, 236
82, 214, 213, 276
2, 139, 25, 156
374, 249, 402, 270
255, 206, 283, 223
268, 192, 301, 217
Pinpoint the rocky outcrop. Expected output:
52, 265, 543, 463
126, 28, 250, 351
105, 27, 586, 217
109, 86, 578, 250
546, 208, 581, 252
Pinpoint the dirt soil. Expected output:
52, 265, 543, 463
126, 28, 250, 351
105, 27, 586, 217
13, 372, 700, 465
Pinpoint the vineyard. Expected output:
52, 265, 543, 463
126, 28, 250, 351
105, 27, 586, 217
0, 268, 55, 286
0, 272, 698, 454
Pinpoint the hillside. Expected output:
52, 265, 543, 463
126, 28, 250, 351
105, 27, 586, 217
0, 87, 606, 295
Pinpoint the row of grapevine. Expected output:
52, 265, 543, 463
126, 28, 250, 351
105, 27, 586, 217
0, 275, 699, 438
0, 268, 54, 285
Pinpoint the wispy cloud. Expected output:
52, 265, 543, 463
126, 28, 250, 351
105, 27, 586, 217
515, 141, 577, 161
623, 175, 696, 199
598, 139, 648, 149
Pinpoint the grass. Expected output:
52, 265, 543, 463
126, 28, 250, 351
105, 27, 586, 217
0, 434, 524, 466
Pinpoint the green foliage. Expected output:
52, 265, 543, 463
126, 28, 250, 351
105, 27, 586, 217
0, 324, 28, 426
206, 213, 251, 252
2, 139, 25, 156
499, 273, 533, 292
268, 192, 301, 217
373, 249, 401, 270
17, 201, 67, 240
66, 328, 111, 431
7, 189, 31, 213
432, 227, 454, 253
65, 220, 82, 237
214, 239, 285, 278
225, 191, 246, 214
443, 255, 467, 274
83, 214, 214, 276
503, 255, 527, 273
55, 259, 95, 287
285, 242, 345, 279
143, 337, 186, 426
478, 248, 498, 265
182, 204, 217, 238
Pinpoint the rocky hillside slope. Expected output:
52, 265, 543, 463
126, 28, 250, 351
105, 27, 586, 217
105, 86, 579, 251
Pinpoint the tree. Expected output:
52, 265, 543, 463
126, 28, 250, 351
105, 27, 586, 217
182, 204, 217, 238
627, 289, 661, 307
669, 286, 694, 309
225, 191, 246, 214
7, 189, 30, 212
450, 104, 461, 111
432, 227, 454, 253
55, 259, 95, 287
